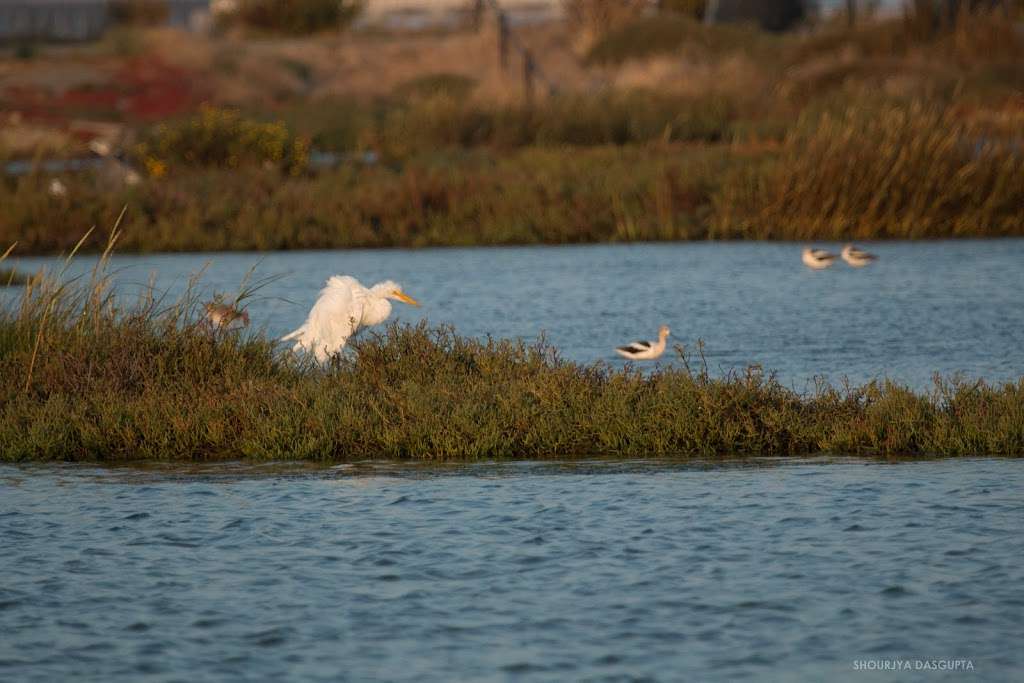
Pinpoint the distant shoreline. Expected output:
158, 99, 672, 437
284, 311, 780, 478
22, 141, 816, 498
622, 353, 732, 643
4, 124, 1022, 257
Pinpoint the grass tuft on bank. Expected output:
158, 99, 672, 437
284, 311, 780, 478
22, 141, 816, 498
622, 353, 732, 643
2, 253, 1022, 462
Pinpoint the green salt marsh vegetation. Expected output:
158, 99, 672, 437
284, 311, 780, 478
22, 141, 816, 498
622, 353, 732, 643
1, 244, 1022, 462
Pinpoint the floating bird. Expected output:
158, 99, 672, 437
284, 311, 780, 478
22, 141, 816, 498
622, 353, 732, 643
616, 325, 670, 361
282, 276, 419, 363
204, 301, 250, 330
841, 244, 877, 267
802, 247, 837, 270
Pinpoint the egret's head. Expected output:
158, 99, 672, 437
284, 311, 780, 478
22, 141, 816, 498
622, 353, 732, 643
372, 280, 420, 307
659, 325, 670, 338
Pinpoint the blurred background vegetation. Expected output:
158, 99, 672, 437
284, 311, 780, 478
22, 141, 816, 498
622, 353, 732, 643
2, 0, 1023, 252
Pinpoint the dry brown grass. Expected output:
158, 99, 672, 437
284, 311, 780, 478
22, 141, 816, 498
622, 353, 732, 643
611, 53, 768, 103
564, 0, 647, 55
712, 101, 1024, 240
0, 119, 76, 157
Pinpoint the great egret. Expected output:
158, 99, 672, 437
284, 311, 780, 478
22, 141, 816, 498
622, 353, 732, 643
616, 325, 670, 360
841, 244, 877, 267
204, 301, 250, 330
282, 276, 419, 362
802, 247, 837, 270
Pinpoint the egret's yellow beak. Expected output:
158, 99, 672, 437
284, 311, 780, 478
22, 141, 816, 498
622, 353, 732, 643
391, 289, 420, 306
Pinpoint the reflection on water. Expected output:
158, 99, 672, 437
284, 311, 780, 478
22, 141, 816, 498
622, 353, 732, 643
4, 240, 1023, 389
1, 459, 1022, 682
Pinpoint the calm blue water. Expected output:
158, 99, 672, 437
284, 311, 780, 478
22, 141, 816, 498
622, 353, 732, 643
1, 458, 1022, 682
5, 241, 1023, 389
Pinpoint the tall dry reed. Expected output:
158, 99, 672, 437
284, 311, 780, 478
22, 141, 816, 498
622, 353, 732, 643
712, 102, 1024, 239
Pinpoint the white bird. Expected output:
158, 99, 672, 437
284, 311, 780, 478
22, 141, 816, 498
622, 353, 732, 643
615, 325, 670, 360
802, 247, 837, 270
841, 243, 877, 267
282, 276, 419, 362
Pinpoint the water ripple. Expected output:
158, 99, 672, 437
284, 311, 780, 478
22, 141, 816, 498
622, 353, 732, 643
1, 458, 1022, 682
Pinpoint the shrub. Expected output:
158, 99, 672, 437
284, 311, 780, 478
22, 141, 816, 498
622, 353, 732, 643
391, 73, 478, 103
659, 0, 706, 20
564, 0, 647, 38
136, 106, 310, 174
236, 0, 362, 35
108, 0, 169, 25
586, 14, 695, 65
585, 14, 768, 65
14, 43, 36, 60
368, 91, 736, 156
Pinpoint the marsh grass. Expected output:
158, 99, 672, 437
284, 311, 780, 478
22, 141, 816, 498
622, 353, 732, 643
0, 147, 728, 253
712, 102, 1024, 239
1, 249, 1022, 462
361, 91, 738, 156
5, 97, 1021, 255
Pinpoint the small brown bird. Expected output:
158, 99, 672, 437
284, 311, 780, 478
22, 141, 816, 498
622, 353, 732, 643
204, 301, 250, 330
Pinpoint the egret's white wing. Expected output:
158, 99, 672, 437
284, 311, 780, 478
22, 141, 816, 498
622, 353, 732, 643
286, 276, 366, 361
310, 278, 364, 356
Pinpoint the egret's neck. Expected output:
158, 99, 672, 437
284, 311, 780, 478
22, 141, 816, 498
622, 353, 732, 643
360, 296, 392, 327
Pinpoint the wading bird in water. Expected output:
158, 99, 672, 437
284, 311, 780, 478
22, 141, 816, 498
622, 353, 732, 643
841, 244, 878, 267
802, 247, 837, 269
616, 325, 670, 360
282, 276, 419, 363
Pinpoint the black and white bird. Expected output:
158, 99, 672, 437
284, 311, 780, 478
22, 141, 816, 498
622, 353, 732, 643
615, 325, 670, 360
802, 247, 837, 270
841, 244, 877, 267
